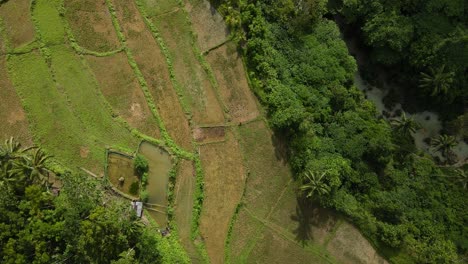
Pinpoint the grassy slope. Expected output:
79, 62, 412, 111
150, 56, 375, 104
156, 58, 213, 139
6, 0, 139, 173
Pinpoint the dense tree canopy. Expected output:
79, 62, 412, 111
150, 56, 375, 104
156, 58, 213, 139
332, 0, 467, 118
213, 0, 467, 262
0, 138, 165, 263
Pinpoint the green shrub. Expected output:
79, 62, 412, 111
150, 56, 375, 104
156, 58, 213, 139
141, 172, 148, 187
129, 181, 139, 196
134, 154, 149, 177
140, 190, 149, 203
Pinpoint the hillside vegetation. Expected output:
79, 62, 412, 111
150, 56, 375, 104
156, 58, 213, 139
214, 0, 467, 262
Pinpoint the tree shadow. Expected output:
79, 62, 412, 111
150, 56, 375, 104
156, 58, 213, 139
290, 195, 335, 246
271, 130, 289, 165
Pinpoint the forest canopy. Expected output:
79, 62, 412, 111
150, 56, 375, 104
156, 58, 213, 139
0, 138, 183, 264
213, 0, 467, 263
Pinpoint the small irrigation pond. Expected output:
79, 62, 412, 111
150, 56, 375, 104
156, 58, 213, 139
106, 141, 172, 228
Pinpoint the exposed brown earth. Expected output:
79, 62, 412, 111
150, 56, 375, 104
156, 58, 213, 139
153, 9, 225, 125
0, 0, 35, 49
111, 0, 193, 151
199, 130, 246, 264
85, 53, 161, 139
185, 0, 230, 52
206, 43, 260, 123
0, 56, 31, 144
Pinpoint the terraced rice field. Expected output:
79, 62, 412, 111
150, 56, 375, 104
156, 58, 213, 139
0, 0, 386, 263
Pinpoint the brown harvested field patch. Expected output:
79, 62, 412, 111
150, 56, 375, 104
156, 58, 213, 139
326, 222, 388, 264
237, 120, 291, 218
85, 53, 160, 139
174, 159, 204, 263
199, 130, 246, 263
150, 9, 225, 125
0, 56, 31, 144
112, 0, 192, 151
207, 42, 260, 123
64, 0, 120, 52
185, 0, 229, 52
0, 0, 35, 49
193, 126, 225, 144
107, 152, 139, 198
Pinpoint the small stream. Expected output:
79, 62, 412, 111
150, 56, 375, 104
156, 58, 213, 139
354, 74, 468, 162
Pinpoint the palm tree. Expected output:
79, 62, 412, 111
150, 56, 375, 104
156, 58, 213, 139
419, 65, 454, 96
390, 113, 420, 136
0, 137, 23, 163
15, 147, 51, 186
299, 170, 330, 199
431, 134, 457, 158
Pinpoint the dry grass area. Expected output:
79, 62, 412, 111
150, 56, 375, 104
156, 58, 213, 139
85, 53, 160, 139
193, 126, 225, 144
207, 43, 260, 123
199, 129, 246, 264
185, 0, 229, 52
107, 152, 139, 198
112, 0, 193, 151
237, 120, 291, 218
0, 56, 31, 144
174, 160, 204, 263
153, 9, 225, 125
142, 0, 179, 17
0, 0, 35, 48
326, 222, 389, 264
64, 0, 121, 52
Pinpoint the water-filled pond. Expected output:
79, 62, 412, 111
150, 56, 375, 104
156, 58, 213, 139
138, 141, 172, 227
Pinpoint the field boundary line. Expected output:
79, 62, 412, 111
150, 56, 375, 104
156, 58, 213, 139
178, 0, 230, 116
134, 0, 192, 117
266, 179, 293, 220
243, 207, 337, 263
106, 0, 193, 160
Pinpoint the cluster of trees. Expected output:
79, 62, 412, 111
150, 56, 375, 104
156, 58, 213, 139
214, 0, 467, 262
331, 0, 467, 122
0, 138, 163, 263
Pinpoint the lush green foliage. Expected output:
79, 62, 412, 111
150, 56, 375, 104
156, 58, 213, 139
0, 138, 165, 263
134, 154, 149, 177
214, 0, 467, 262
332, 0, 467, 118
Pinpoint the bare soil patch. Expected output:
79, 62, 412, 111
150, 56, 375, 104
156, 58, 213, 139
153, 9, 225, 125
0, 0, 35, 49
107, 152, 139, 198
112, 0, 192, 150
185, 0, 229, 52
64, 0, 120, 52
207, 43, 260, 123
327, 222, 389, 264
193, 126, 225, 144
199, 130, 246, 263
0, 56, 31, 144
85, 53, 160, 139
